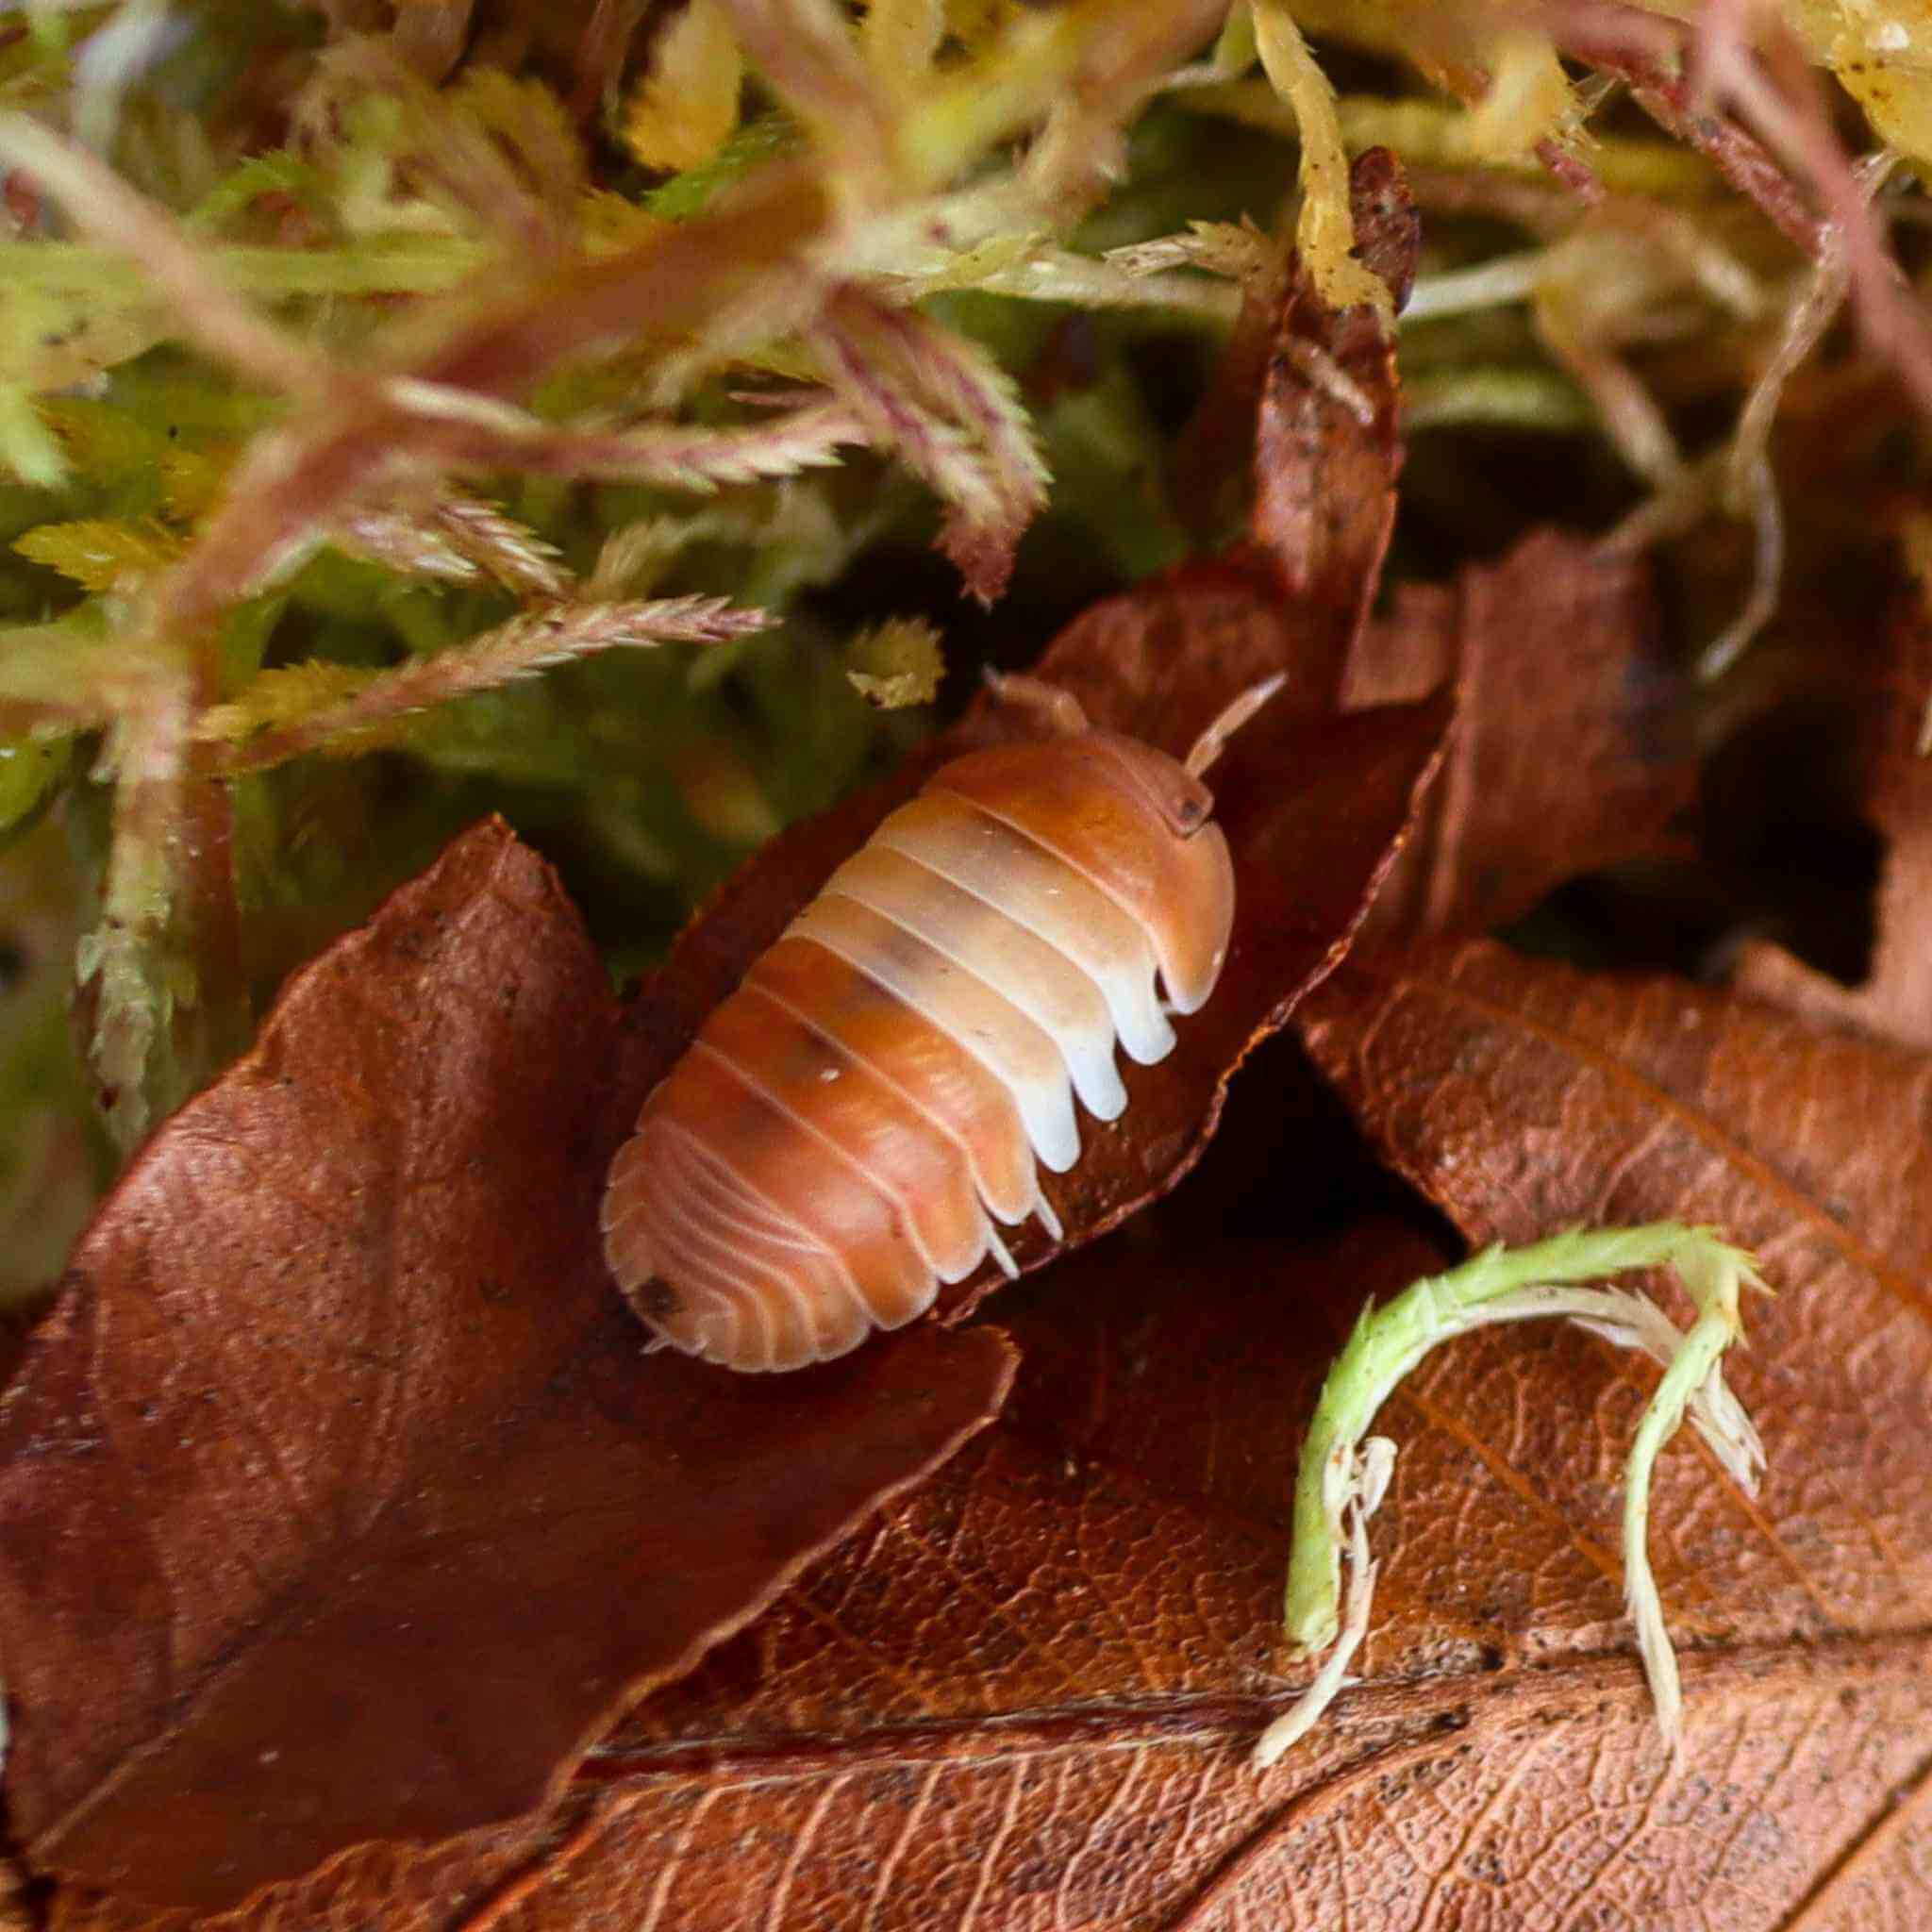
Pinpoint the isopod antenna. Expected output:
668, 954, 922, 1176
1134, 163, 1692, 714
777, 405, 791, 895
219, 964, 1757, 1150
1186, 671, 1287, 777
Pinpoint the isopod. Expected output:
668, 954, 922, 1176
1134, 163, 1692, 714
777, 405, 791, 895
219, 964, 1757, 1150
600, 671, 1282, 1371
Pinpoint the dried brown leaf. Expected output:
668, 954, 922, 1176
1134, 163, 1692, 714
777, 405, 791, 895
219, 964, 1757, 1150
1174, 146, 1414, 597
522, 1145, 1932, 1928
1345, 528, 1697, 936
92, 983, 1932, 1931
1044, 148, 1416, 757
0, 823, 1016, 1914
33, 533, 1930, 1923
311, 937, 1932, 1931
1733, 581, 1932, 1045
1299, 938, 1932, 1664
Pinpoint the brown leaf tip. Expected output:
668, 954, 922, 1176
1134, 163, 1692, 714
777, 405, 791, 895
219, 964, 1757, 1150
1346, 147, 1420, 315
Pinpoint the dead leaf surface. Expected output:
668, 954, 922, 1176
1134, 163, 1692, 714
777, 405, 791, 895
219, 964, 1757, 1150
501, 940, 1932, 1929
1346, 529, 1698, 936
42, 922, 1932, 1927
445, 943, 1932, 1930
0, 821, 1016, 1914
104, 1108, 1932, 1931
1251, 146, 1416, 617
1299, 941, 1932, 1656
1734, 582, 1932, 1044
1173, 146, 1413, 608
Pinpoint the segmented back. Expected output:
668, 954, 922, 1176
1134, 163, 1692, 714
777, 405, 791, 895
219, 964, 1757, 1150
601, 718, 1243, 1371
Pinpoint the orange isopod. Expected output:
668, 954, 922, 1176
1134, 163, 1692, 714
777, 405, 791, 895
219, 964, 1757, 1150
600, 673, 1280, 1371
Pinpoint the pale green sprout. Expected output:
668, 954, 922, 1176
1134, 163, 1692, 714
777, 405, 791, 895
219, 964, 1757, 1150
1254, 1224, 1768, 1771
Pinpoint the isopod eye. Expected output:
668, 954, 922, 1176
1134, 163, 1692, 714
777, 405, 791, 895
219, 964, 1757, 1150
1088, 736, 1217, 841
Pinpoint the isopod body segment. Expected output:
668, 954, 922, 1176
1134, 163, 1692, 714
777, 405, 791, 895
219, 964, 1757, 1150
600, 676, 1278, 1371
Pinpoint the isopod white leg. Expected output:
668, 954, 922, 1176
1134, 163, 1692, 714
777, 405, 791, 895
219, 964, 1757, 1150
983, 670, 1091, 738
1186, 672, 1287, 778
984, 1219, 1020, 1280
1034, 1192, 1064, 1241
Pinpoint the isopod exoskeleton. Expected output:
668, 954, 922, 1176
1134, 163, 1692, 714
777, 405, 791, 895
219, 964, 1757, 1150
600, 672, 1281, 1371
